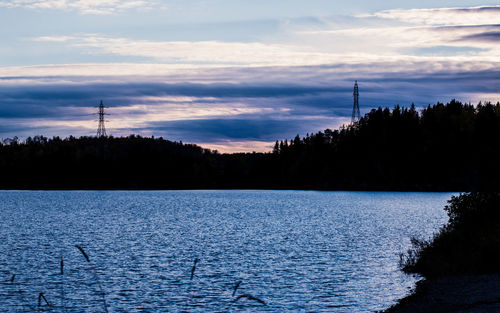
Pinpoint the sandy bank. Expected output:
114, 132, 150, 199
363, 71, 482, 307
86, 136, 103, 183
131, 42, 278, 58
384, 274, 500, 313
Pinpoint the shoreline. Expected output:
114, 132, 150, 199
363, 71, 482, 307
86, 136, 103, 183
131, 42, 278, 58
383, 274, 500, 313
0, 188, 462, 192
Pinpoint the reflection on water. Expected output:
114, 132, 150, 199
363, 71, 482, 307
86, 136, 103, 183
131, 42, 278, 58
0, 190, 453, 312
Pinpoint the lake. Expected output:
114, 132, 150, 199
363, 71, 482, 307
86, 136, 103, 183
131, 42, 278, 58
0, 190, 454, 312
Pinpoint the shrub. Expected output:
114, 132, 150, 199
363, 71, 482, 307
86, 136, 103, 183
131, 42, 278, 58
401, 192, 500, 277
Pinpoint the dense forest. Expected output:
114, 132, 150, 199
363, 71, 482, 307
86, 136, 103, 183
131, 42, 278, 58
1, 100, 499, 190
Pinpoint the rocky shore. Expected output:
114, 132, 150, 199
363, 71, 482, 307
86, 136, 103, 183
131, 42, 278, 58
384, 274, 500, 313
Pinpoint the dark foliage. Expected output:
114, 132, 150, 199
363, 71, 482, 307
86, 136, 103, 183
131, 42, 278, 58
401, 192, 500, 276
0, 100, 499, 190
270, 100, 500, 191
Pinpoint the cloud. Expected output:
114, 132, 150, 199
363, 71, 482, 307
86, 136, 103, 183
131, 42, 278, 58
2, 4, 500, 151
459, 31, 500, 43
30, 3, 500, 67
0, 79, 342, 138
360, 5, 500, 26
286, 6, 500, 68
140, 116, 338, 142
0, 0, 155, 14
296, 24, 500, 59
0, 81, 335, 105
33, 35, 355, 66
0, 64, 499, 151
0, 64, 498, 117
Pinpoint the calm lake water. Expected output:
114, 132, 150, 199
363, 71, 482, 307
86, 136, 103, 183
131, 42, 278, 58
0, 190, 454, 312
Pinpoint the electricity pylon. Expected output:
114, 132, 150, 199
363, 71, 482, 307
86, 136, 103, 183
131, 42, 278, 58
96, 100, 107, 137
352, 81, 360, 123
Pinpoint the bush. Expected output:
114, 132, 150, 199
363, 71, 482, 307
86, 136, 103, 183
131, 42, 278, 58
401, 192, 500, 277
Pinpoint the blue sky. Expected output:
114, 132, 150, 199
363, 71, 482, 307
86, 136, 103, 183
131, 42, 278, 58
0, 1, 499, 152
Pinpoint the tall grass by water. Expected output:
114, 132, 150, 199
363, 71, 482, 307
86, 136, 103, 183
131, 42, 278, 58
4, 245, 268, 312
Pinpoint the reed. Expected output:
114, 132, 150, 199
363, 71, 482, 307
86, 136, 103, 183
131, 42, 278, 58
7, 272, 31, 312
60, 256, 66, 313
234, 293, 266, 305
74, 245, 109, 313
190, 258, 200, 280
232, 281, 242, 297
74, 245, 90, 262
38, 292, 50, 307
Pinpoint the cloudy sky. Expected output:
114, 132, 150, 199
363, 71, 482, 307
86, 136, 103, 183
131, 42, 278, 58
0, 1, 499, 152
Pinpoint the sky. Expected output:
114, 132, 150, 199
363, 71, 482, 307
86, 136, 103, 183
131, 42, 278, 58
0, 1, 499, 152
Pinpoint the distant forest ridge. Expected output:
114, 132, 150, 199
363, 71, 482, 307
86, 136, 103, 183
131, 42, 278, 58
1, 100, 499, 191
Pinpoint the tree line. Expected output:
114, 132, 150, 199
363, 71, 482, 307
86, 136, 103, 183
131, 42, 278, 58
1, 100, 499, 190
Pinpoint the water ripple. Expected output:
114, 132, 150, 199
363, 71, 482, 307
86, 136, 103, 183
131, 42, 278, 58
0, 190, 452, 312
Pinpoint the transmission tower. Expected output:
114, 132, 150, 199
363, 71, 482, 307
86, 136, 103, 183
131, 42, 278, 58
352, 80, 360, 123
96, 100, 107, 137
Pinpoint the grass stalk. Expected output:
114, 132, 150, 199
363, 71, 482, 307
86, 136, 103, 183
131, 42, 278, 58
75, 245, 109, 313
60, 256, 66, 313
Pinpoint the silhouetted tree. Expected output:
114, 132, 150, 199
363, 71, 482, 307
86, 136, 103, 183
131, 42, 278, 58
0, 100, 499, 190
